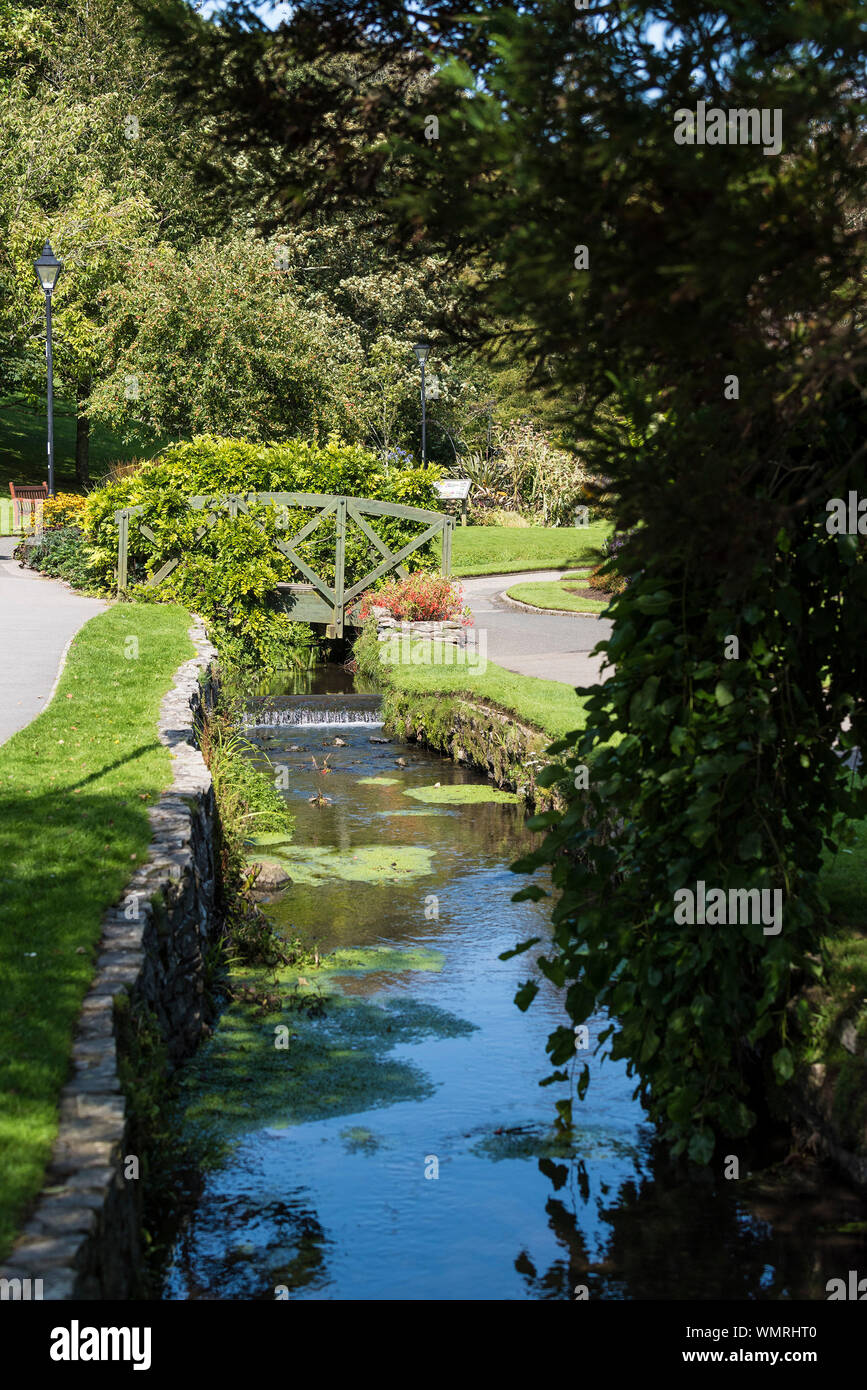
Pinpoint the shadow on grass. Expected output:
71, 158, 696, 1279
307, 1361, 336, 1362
0, 781, 156, 1256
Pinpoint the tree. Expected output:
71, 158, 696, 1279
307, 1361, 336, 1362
88, 233, 364, 446
151, 0, 867, 1158
0, 0, 217, 479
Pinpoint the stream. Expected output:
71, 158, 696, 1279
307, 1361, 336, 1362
162, 667, 867, 1301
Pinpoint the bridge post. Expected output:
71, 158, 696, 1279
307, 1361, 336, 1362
116, 509, 129, 592
333, 496, 347, 637
442, 517, 454, 577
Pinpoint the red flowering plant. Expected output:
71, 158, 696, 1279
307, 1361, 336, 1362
357, 573, 473, 626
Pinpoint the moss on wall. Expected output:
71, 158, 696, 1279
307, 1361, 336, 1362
381, 689, 561, 811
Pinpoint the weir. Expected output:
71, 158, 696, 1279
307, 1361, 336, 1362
244, 693, 383, 727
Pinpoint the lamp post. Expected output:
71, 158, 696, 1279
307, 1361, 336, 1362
34, 242, 63, 497
413, 341, 431, 466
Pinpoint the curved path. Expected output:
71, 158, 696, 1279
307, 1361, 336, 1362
461, 569, 613, 686
0, 536, 106, 746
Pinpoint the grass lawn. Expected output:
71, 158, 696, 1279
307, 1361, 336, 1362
0, 603, 194, 1260
797, 802, 867, 1092
0, 394, 164, 499
382, 645, 588, 740
506, 570, 611, 614
822, 813, 867, 931
443, 521, 611, 576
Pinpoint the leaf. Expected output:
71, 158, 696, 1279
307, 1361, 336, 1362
514, 980, 539, 1012
498, 936, 542, 961
510, 884, 548, 903
737, 830, 763, 860
687, 1128, 715, 1165
714, 681, 735, 707
640, 1028, 660, 1062
772, 1046, 794, 1082
636, 590, 673, 615
526, 811, 563, 830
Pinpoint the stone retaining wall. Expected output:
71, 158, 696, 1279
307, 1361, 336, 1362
372, 606, 471, 647
382, 686, 558, 809
0, 619, 219, 1300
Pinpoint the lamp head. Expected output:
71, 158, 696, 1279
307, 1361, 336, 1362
413, 341, 431, 365
34, 241, 63, 293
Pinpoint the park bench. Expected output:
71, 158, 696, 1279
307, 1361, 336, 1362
9, 482, 48, 531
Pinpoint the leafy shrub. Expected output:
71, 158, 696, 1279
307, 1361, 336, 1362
34, 492, 88, 532
586, 529, 639, 594
15, 526, 96, 590
357, 573, 471, 624
587, 563, 625, 595
199, 705, 295, 968
457, 420, 593, 525
82, 435, 444, 667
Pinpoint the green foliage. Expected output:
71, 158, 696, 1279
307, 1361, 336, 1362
82, 434, 443, 667
515, 514, 867, 1158
459, 419, 593, 525
195, 0, 867, 1158
14, 525, 96, 589
88, 234, 364, 448
0, 0, 211, 472
200, 702, 296, 968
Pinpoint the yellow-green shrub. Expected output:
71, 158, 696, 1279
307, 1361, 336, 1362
82, 435, 444, 667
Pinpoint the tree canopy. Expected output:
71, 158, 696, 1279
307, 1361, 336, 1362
144, 0, 867, 1157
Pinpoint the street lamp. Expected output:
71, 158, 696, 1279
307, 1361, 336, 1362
413, 341, 431, 466
34, 241, 63, 497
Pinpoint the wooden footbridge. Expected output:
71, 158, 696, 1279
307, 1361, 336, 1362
114, 492, 455, 637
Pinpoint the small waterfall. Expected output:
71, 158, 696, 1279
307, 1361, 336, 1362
244, 693, 383, 729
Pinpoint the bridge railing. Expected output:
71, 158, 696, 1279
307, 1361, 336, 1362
114, 491, 455, 637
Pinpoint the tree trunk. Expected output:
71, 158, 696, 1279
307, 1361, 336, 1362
75, 385, 90, 487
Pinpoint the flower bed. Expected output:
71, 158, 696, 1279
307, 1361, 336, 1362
358, 573, 472, 626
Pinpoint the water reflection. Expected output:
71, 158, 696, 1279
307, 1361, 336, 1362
161, 669, 867, 1301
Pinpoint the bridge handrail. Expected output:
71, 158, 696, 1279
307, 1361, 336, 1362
112, 489, 455, 636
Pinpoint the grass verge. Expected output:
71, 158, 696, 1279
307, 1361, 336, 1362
355, 622, 588, 741
443, 521, 611, 576
785, 782, 867, 1152
0, 602, 195, 1260
506, 572, 611, 614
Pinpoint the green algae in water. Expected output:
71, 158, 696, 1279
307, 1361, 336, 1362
341, 1126, 383, 1154
262, 844, 436, 885
356, 776, 401, 786
233, 945, 446, 993
322, 945, 445, 975
403, 783, 520, 806
176, 993, 476, 1164
245, 832, 296, 849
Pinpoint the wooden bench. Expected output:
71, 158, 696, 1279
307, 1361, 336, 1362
9, 482, 48, 531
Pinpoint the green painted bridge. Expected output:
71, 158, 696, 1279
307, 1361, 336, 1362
115, 491, 455, 637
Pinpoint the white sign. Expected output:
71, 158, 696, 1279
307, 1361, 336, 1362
433, 478, 471, 501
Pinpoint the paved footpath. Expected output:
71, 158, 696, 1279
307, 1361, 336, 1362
461, 569, 613, 687
0, 535, 106, 746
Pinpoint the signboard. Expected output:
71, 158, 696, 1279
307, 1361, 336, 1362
433, 478, 472, 501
